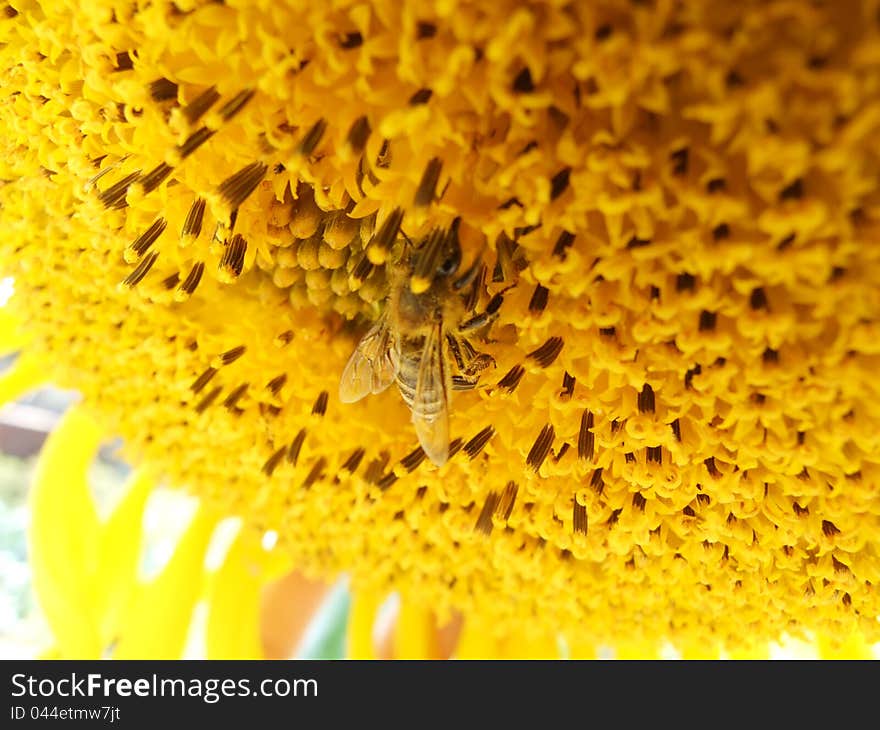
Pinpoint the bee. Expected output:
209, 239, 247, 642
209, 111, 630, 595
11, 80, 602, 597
339, 219, 505, 466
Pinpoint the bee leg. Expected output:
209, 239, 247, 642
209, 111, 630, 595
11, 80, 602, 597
451, 374, 479, 391
463, 352, 495, 376
458, 288, 507, 333
449, 334, 495, 377
445, 333, 467, 371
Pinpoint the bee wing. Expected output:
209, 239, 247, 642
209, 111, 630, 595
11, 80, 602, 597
339, 314, 400, 403
412, 320, 450, 466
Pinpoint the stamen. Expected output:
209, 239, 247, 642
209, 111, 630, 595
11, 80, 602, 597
139, 163, 174, 195
194, 386, 222, 414
512, 67, 534, 93
463, 425, 495, 460
676, 273, 696, 291
527, 336, 564, 368
447, 438, 463, 459
183, 87, 221, 125
98, 170, 141, 209
549, 167, 571, 200
302, 457, 327, 488
349, 254, 374, 286
177, 127, 215, 159
265, 373, 287, 395
670, 147, 689, 175
190, 366, 218, 394
526, 424, 555, 472
638, 383, 655, 413
684, 365, 701, 389
578, 410, 595, 462
121, 250, 159, 287
671, 418, 682, 442
704, 456, 721, 478
560, 372, 575, 400
311, 390, 329, 416
529, 284, 549, 313
749, 287, 768, 310
346, 116, 371, 153
367, 208, 403, 264
149, 77, 178, 102
125, 218, 167, 263
822, 520, 840, 537
475, 491, 500, 535
162, 273, 180, 290
416, 21, 437, 38
222, 383, 249, 410
298, 118, 327, 155
338, 31, 363, 49
176, 261, 205, 300
552, 230, 575, 259
219, 345, 246, 365
590, 468, 604, 494
414, 157, 442, 207
400, 445, 426, 472
287, 428, 307, 465
646, 445, 662, 464
409, 88, 433, 105
410, 227, 445, 293
497, 481, 518, 520
699, 310, 717, 331
219, 233, 247, 279
217, 162, 267, 211
217, 88, 255, 122
364, 452, 390, 484
573, 501, 588, 536
262, 446, 287, 476
377, 472, 397, 490
181, 198, 207, 242
497, 364, 525, 393
338, 446, 365, 475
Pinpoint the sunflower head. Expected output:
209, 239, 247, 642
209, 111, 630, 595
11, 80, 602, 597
2, 0, 880, 657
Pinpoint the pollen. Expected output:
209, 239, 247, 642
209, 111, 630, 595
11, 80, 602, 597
2, 0, 880, 657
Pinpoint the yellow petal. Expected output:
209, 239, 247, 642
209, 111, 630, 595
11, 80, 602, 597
454, 618, 499, 659
0, 353, 47, 408
347, 589, 382, 659
393, 600, 438, 659
205, 531, 264, 659
0, 307, 28, 354
499, 631, 560, 659
93, 468, 154, 646
259, 568, 330, 659
112, 507, 217, 659
818, 632, 875, 660
28, 405, 103, 658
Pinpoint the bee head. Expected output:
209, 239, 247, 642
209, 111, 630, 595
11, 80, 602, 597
410, 218, 462, 293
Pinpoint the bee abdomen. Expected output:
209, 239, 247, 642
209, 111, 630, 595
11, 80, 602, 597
396, 352, 420, 409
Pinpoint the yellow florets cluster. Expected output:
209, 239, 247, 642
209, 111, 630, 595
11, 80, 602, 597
2, 0, 880, 654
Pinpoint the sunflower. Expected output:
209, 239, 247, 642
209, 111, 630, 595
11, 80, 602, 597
1, 0, 879, 659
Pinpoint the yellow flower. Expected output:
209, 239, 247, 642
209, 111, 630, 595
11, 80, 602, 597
2, 0, 880, 658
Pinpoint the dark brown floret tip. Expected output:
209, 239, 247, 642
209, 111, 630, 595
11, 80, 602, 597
475, 492, 500, 536
311, 390, 329, 416
573, 501, 588, 536
637, 383, 655, 413
262, 446, 287, 477
122, 250, 159, 287
578, 410, 595, 462
527, 336, 564, 368
526, 424, 555, 472
287, 428, 307, 466
463, 425, 495, 460
497, 364, 525, 393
